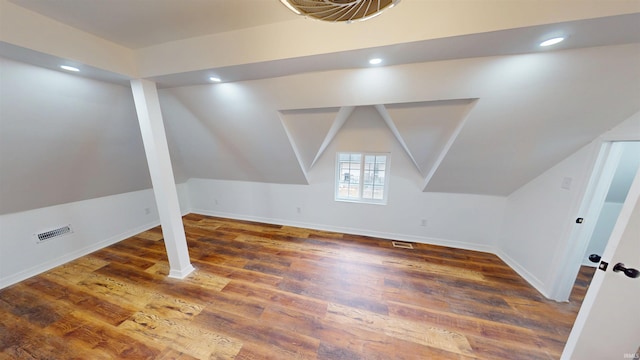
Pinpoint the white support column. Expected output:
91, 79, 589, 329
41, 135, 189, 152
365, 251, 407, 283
130, 79, 195, 279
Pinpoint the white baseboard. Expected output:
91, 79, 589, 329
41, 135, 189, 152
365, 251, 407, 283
0, 219, 161, 290
189, 208, 496, 254
1, 207, 550, 304
169, 264, 196, 279
494, 248, 552, 299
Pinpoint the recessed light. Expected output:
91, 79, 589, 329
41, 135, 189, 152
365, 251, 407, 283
60, 65, 80, 72
540, 37, 565, 47
209, 77, 221, 82
369, 58, 382, 65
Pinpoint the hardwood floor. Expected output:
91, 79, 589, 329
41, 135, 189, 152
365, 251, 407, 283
0, 214, 595, 359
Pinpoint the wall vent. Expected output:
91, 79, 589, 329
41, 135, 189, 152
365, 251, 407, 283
36, 225, 73, 243
392, 241, 413, 249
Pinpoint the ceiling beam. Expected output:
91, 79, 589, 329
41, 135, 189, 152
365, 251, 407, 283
0, 0, 136, 77
136, 1, 640, 77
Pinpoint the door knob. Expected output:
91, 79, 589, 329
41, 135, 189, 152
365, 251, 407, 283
588, 254, 601, 263
612, 263, 640, 279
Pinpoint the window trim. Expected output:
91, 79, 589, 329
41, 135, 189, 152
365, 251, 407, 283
335, 152, 390, 205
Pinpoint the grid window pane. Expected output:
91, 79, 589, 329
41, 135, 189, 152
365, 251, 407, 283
336, 152, 388, 204
337, 154, 361, 199
362, 155, 385, 200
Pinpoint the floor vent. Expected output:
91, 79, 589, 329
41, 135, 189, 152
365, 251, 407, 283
392, 241, 413, 249
36, 225, 73, 243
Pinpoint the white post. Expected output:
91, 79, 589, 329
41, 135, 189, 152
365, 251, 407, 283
130, 79, 195, 279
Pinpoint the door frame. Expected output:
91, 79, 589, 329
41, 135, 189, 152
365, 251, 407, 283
548, 141, 624, 300
561, 152, 640, 358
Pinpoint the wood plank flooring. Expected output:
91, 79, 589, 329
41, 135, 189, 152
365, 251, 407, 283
0, 214, 595, 359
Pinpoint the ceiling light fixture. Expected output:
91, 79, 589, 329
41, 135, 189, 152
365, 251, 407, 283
539, 37, 565, 47
209, 76, 221, 82
279, 0, 301, 15
369, 58, 382, 65
60, 65, 80, 72
280, 0, 401, 22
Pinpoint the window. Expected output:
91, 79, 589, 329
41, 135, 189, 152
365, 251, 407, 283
336, 152, 390, 204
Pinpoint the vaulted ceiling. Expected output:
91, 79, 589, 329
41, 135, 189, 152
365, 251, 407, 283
1, 0, 639, 215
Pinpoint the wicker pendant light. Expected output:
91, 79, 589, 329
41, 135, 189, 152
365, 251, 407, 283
280, 0, 400, 23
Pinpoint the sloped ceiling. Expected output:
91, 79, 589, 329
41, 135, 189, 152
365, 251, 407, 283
424, 44, 640, 194
1, 1, 639, 214
0, 58, 154, 214
156, 43, 640, 196
378, 100, 476, 182
158, 85, 308, 185
279, 100, 476, 187
279, 107, 344, 174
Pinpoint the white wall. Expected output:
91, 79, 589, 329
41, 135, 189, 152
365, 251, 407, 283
0, 184, 190, 289
605, 141, 640, 203
189, 107, 506, 252
498, 111, 640, 299
189, 178, 506, 251
497, 143, 596, 296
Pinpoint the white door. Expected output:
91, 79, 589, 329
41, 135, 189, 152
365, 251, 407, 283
562, 166, 640, 359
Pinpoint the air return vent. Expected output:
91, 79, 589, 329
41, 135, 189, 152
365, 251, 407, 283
35, 225, 73, 243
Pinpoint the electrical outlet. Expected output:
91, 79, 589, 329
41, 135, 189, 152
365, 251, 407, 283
144, 208, 150, 215
561, 177, 572, 190
214, 199, 218, 205
296, 207, 301, 214
420, 219, 427, 227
